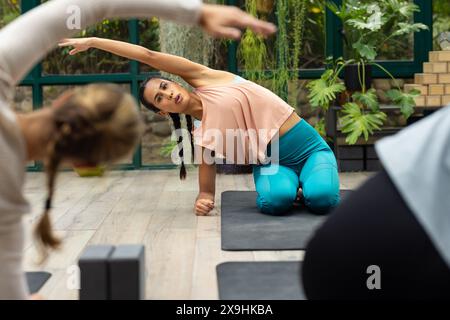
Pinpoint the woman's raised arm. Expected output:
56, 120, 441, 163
0, 0, 275, 102
58, 37, 222, 86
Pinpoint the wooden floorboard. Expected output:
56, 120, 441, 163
22, 169, 372, 299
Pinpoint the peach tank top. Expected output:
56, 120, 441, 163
192, 76, 294, 164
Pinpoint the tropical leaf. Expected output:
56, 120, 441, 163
340, 103, 386, 145
347, 4, 382, 32
159, 140, 178, 157
386, 88, 419, 119
307, 78, 345, 110
352, 89, 379, 112
397, 1, 420, 17
352, 41, 377, 61
324, 0, 348, 21
348, 18, 381, 31
320, 69, 335, 81
392, 22, 428, 37
384, 0, 419, 18
314, 117, 327, 138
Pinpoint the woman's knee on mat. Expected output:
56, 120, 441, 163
304, 187, 340, 213
256, 188, 297, 215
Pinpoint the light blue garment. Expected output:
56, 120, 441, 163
375, 105, 450, 267
193, 118, 202, 129
232, 75, 246, 84
253, 119, 340, 214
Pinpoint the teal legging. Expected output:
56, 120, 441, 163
253, 119, 340, 214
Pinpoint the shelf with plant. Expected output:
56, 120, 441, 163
308, 0, 428, 145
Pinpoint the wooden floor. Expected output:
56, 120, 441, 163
22, 169, 372, 300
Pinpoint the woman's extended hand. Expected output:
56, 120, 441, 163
58, 38, 95, 55
199, 4, 276, 40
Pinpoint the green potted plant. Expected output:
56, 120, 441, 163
308, 55, 421, 145
308, 0, 428, 145
323, 0, 428, 93
307, 56, 387, 145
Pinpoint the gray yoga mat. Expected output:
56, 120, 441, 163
221, 190, 351, 250
26, 271, 51, 294
217, 261, 305, 300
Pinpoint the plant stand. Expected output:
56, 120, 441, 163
338, 144, 381, 172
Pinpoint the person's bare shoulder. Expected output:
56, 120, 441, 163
192, 69, 236, 88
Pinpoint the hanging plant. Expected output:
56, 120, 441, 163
271, 0, 307, 105
237, 0, 268, 83
289, 0, 307, 107
238, 0, 308, 107
271, 0, 289, 98
291, 0, 307, 71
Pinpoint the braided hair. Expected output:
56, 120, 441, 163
37, 84, 143, 259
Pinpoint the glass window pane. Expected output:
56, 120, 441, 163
299, 0, 325, 69
433, 0, 450, 51
341, 0, 415, 61
11, 86, 34, 167
43, 85, 75, 106
41, 0, 130, 75
376, 31, 414, 61
0, 0, 20, 28
11, 85, 32, 113
139, 18, 160, 73
237, 0, 325, 73
43, 84, 134, 166
42, 20, 130, 75
376, 36, 414, 61
140, 102, 177, 166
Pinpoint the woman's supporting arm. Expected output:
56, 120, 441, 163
195, 147, 217, 215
